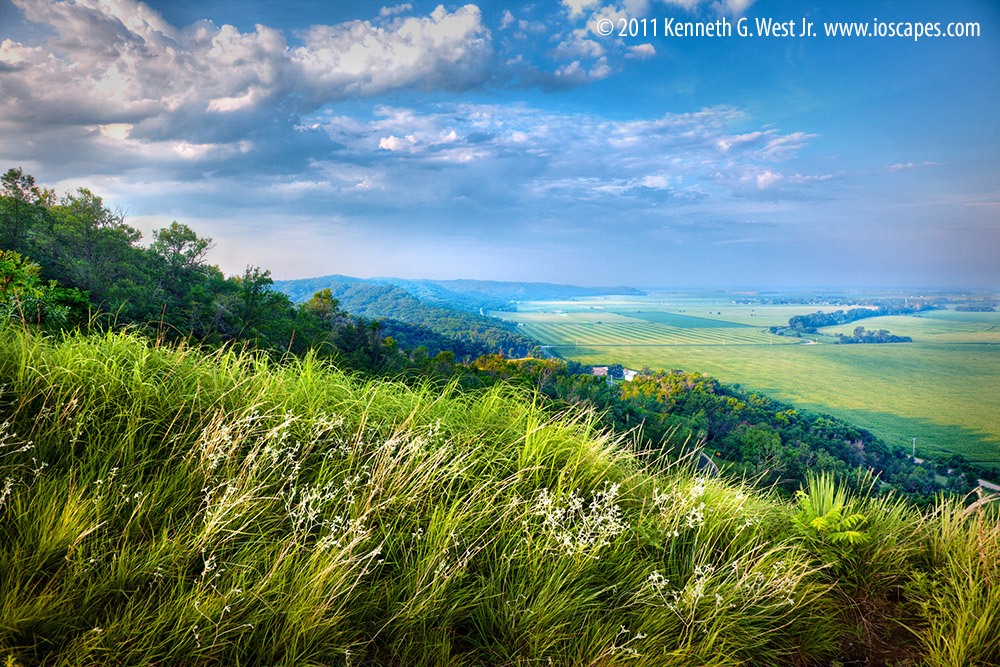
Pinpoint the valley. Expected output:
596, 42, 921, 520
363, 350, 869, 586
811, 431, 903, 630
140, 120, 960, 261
497, 292, 1000, 469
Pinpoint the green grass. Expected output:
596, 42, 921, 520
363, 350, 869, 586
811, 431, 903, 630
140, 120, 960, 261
500, 295, 1000, 469
520, 320, 797, 348
821, 314, 1000, 344
1, 325, 998, 665
618, 311, 753, 329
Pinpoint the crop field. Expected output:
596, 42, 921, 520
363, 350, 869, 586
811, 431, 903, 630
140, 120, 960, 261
498, 293, 1000, 469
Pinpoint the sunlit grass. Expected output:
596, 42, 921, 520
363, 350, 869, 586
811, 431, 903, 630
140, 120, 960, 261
0, 325, 997, 665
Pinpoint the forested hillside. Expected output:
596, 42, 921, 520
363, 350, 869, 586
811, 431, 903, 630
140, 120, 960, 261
274, 274, 644, 313
274, 279, 538, 359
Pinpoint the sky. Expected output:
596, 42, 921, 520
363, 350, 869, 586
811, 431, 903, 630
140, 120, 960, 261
1, 0, 998, 289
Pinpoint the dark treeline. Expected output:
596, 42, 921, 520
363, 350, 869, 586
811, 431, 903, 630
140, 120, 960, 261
776, 304, 937, 334
835, 326, 912, 344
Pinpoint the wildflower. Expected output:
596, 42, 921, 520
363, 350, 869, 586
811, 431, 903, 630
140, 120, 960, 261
530, 482, 626, 557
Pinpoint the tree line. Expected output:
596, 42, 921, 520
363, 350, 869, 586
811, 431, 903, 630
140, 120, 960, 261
0, 167, 399, 371
774, 304, 936, 335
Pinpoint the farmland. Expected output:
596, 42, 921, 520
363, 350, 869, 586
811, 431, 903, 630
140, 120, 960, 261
496, 293, 1000, 469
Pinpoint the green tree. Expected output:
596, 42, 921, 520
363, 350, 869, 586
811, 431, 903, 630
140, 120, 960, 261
302, 288, 346, 327
147, 221, 221, 337
41, 188, 147, 317
0, 167, 50, 253
149, 221, 213, 274
0, 250, 85, 325
228, 266, 294, 345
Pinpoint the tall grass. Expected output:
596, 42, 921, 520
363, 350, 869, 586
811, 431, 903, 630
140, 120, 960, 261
0, 325, 996, 665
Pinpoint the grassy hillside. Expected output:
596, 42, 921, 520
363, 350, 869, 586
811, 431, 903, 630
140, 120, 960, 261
0, 327, 998, 666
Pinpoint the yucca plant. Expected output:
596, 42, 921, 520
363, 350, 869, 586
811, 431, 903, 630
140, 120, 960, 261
793, 471, 868, 547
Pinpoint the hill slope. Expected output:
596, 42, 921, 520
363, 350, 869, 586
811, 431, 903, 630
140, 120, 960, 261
0, 327, 997, 666
274, 275, 644, 313
274, 278, 538, 358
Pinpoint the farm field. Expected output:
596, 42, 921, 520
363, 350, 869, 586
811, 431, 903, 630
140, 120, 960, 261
497, 292, 1000, 469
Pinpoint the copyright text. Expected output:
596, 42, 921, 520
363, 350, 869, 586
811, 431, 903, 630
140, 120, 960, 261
593, 16, 982, 42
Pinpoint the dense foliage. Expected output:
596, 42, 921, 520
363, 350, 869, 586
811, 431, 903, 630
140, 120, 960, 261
438, 356, 986, 504
0, 168, 402, 371
275, 279, 538, 359
835, 326, 912, 344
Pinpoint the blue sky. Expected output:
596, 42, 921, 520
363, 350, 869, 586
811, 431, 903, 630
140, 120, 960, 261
1, 0, 997, 289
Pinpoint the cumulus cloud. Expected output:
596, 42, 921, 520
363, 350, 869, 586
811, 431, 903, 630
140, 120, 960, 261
626, 43, 657, 59
0, 0, 493, 174
563, 0, 602, 18
552, 29, 606, 60
292, 5, 492, 104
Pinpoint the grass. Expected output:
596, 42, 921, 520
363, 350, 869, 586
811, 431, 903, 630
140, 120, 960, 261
498, 294, 1000, 469
0, 325, 997, 665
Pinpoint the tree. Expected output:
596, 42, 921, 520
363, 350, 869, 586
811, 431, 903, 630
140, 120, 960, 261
0, 250, 86, 325
42, 188, 144, 312
302, 288, 346, 327
228, 266, 294, 345
146, 221, 221, 337
149, 221, 213, 273
0, 168, 49, 253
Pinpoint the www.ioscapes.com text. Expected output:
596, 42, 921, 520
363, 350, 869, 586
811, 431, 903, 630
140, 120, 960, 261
598, 16, 982, 43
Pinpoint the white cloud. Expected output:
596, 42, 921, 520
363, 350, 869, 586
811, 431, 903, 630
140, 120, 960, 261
378, 134, 416, 152
0, 0, 493, 172
755, 169, 782, 189
292, 5, 492, 103
379, 4, 413, 18
886, 161, 945, 172
563, 0, 602, 18
627, 43, 657, 59
552, 29, 606, 60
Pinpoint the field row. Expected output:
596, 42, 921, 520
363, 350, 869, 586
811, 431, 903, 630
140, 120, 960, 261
521, 321, 797, 347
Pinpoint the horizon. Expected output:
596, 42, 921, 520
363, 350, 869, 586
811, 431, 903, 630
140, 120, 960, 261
276, 273, 998, 297
2, 0, 998, 289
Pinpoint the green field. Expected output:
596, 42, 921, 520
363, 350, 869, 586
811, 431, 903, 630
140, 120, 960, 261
498, 293, 1000, 468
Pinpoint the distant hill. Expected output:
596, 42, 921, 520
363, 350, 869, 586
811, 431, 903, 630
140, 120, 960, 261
272, 278, 537, 359
274, 275, 644, 314
272, 276, 643, 359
